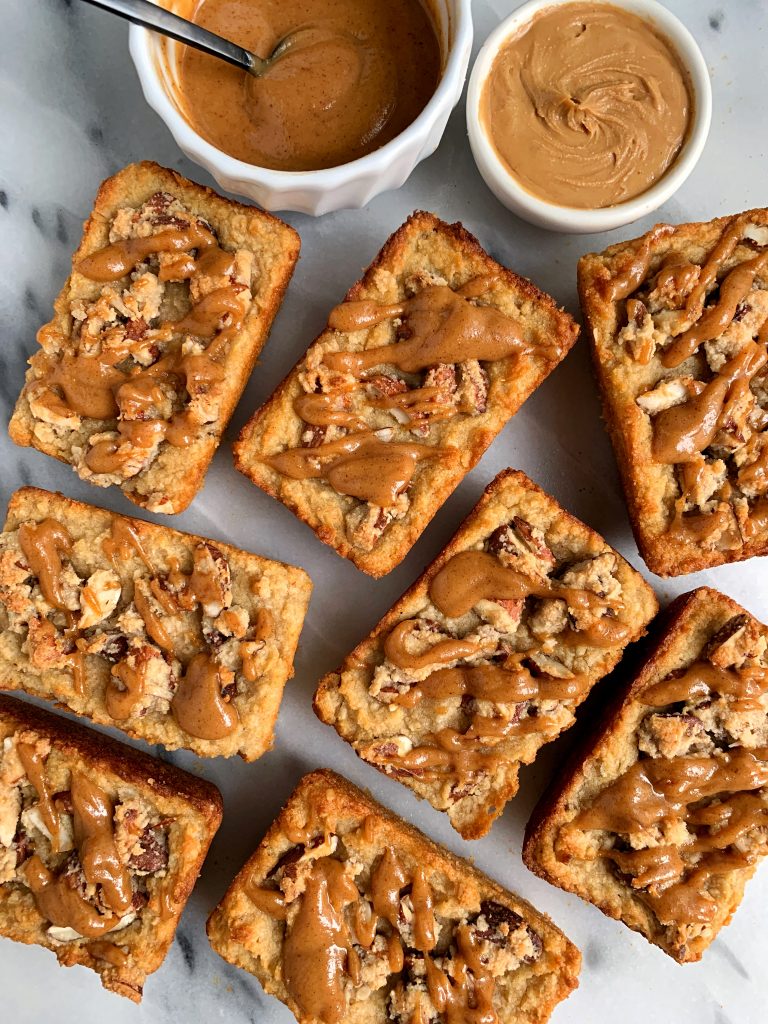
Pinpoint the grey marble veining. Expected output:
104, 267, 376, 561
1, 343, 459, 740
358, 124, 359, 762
1, 1, 767, 1022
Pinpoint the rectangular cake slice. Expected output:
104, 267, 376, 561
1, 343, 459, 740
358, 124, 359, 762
580, 209, 768, 576
234, 211, 578, 576
0, 487, 312, 760
314, 469, 658, 838
0, 694, 222, 1000
9, 161, 300, 514
523, 587, 768, 963
207, 768, 580, 1024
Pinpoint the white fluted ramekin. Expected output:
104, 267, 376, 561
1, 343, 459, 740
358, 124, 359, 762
466, 0, 712, 233
129, 0, 473, 215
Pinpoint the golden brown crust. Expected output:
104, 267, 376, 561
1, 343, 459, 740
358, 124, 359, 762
314, 469, 659, 838
0, 486, 312, 760
0, 693, 222, 1000
234, 211, 579, 577
207, 768, 580, 1024
9, 161, 300, 515
523, 587, 767, 963
579, 209, 768, 576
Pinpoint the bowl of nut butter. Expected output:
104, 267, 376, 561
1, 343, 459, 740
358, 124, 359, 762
466, 0, 711, 232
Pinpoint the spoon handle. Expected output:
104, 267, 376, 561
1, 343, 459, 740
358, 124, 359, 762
78, 0, 262, 74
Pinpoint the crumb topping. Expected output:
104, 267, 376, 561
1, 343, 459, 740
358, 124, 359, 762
0, 731, 168, 948
246, 812, 542, 1024
0, 513, 277, 743
610, 215, 768, 553
25, 191, 254, 493
557, 611, 768, 960
351, 514, 627, 824
267, 270, 528, 553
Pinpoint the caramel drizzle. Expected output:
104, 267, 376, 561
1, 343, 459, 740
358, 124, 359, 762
102, 518, 153, 573
133, 583, 175, 653
107, 654, 150, 721
652, 341, 768, 464
374, 548, 621, 783
427, 549, 614, 621
617, 214, 768, 538
604, 225, 674, 302
18, 519, 74, 611
71, 772, 133, 916
255, 845, 467, 1024
13, 514, 253, 736
270, 276, 515, 506
293, 391, 364, 431
171, 652, 239, 740
267, 430, 439, 508
76, 223, 218, 281
384, 620, 485, 671
88, 941, 130, 967
39, 222, 247, 477
324, 278, 523, 375
663, 249, 768, 367
22, 766, 132, 938
367, 720, 543, 784
572, 744, 768, 927
17, 741, 61, 851
424, 925, 498, 1024
642, 660, 768, 712
281, 857, 359, 1024
742, 497, 768, 539
390, 661, 589, 709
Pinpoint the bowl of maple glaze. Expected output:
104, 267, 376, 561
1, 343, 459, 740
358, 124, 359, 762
130, 0, 473, 215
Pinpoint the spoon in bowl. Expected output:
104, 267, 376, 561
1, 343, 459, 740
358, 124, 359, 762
79, 0, 308, 77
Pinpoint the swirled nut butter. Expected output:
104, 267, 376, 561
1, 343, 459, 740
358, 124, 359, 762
481, 2, 693, 208
173, 0, 441, 171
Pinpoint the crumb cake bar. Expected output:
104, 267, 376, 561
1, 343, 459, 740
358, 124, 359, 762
314, 470, 658, 839
0, 694, 222, 1000
580, 209, 768, 576
0, 487, 312, 760
207, 769, 580, 1024
523, 587, 768, 963
9, 161, 300, 514
234, 211, 578, 577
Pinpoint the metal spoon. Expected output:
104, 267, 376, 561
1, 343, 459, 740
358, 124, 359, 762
79, 0, 304, 77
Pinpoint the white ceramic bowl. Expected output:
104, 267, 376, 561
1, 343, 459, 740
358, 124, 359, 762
466, 0, 712, 233
129, 1, 473, 215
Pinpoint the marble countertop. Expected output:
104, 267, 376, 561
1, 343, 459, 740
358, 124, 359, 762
1, 1, 767, 1022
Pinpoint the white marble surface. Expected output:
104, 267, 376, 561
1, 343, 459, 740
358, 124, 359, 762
1, 1, 767, 1021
